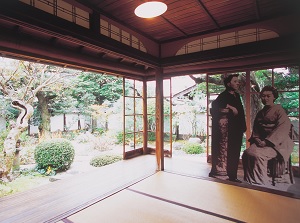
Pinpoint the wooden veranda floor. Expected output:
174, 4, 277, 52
0, 155, 299, 223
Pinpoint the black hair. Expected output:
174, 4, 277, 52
260, 86, 279, 100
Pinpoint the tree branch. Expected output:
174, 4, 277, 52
189, 74, 223, 85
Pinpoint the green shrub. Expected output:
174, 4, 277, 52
34, 138, 75, 174
291, 144, 299, 165
93, 127, 105, 136
61, 131, 77, 140
90, 154, 122, 167
19, 132, 39, 147
148, 132, 156, 141
115, 132, 134, 144
182, 142, 204, 154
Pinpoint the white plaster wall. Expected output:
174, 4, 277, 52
50, 114, 64, 132
178, 113, 206, 135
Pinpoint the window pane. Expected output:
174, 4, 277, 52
274, 67, 299, 91
125, 79, 134, 96
278, 92, 299, 116
125, 116, 134, 132
136, 115, 143, 132
135, 132, 143, 148
147, 131, 156, 148
135, 98, 143, 115
147, 114, 156, 132
208, 74, 224, 94
147, 81, 156, 98
147, 98, 156, 115
125, 97, 134, 115
251, 69, 272, 91
135, 80, 143, 97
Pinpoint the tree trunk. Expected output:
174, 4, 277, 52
0, 100, 33, 181
36, 92, 52, 140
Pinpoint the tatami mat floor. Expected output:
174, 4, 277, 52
59, 171, 300, 223
1, 154, 300, 223
164, 155, 300, 197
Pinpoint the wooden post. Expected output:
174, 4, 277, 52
143, 78, 148, 154
155, 68, 164, 171
245, 70, 251, 149
122, 77, 126, 159
206, 74, 210, 163
298, 66, 300, 176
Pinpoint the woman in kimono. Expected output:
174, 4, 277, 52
242, 86, 294, 185
209, 74, 246, 183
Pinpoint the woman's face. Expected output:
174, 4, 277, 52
228, 76, 240, 91
260, 91, 275, 105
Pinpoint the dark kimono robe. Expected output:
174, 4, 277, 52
242, 104, 294, 185
210, 90, 246, 179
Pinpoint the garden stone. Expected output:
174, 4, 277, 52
188, 137, 201, 144
172, 142, 183, 150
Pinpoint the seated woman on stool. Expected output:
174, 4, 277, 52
242, 86, 294, 186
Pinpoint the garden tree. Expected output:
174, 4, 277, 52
189, 73, 262, 123
0, 95, 17, 124
189, 67, 299, 128
34, 68, 79, 139
71, 72, 123, 131
35, 91, 56, 139
0, 58, 75, 181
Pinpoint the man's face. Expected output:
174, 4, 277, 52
260, 91, 275, 105
228, 76, 240, 91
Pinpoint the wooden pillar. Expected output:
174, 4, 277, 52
245, 70, 251, 149
155, 68, 164, 171
206, 74, 210, 163
122, 77, 126, 159
298, 66, 300, 176
143, 78, 148, 154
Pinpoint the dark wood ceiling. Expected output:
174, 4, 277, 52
73, 0, 295, 43
0, 0, 299, 79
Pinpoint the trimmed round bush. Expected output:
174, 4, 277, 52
34, 138, 75, 172
182, 142, 204, 154
90, 154, 122, 167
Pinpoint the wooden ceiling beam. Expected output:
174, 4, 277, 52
196, 0, 220, 29
254, 0, 261, 20
160, 16, 188, 37
0, 31, 151, 78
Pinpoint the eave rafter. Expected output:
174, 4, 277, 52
197, 0, 220, 29
254, 0, 261, 20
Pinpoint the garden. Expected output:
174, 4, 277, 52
1, 57, 299, 197
0, 127, 207, 197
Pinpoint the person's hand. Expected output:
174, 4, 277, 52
254, 138, 267, 147
226, 104, 238, 116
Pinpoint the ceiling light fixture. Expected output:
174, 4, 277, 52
134, 1, 167, 18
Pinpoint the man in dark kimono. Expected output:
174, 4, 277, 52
209, 74, 246, 182
242, 86, 294, 185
